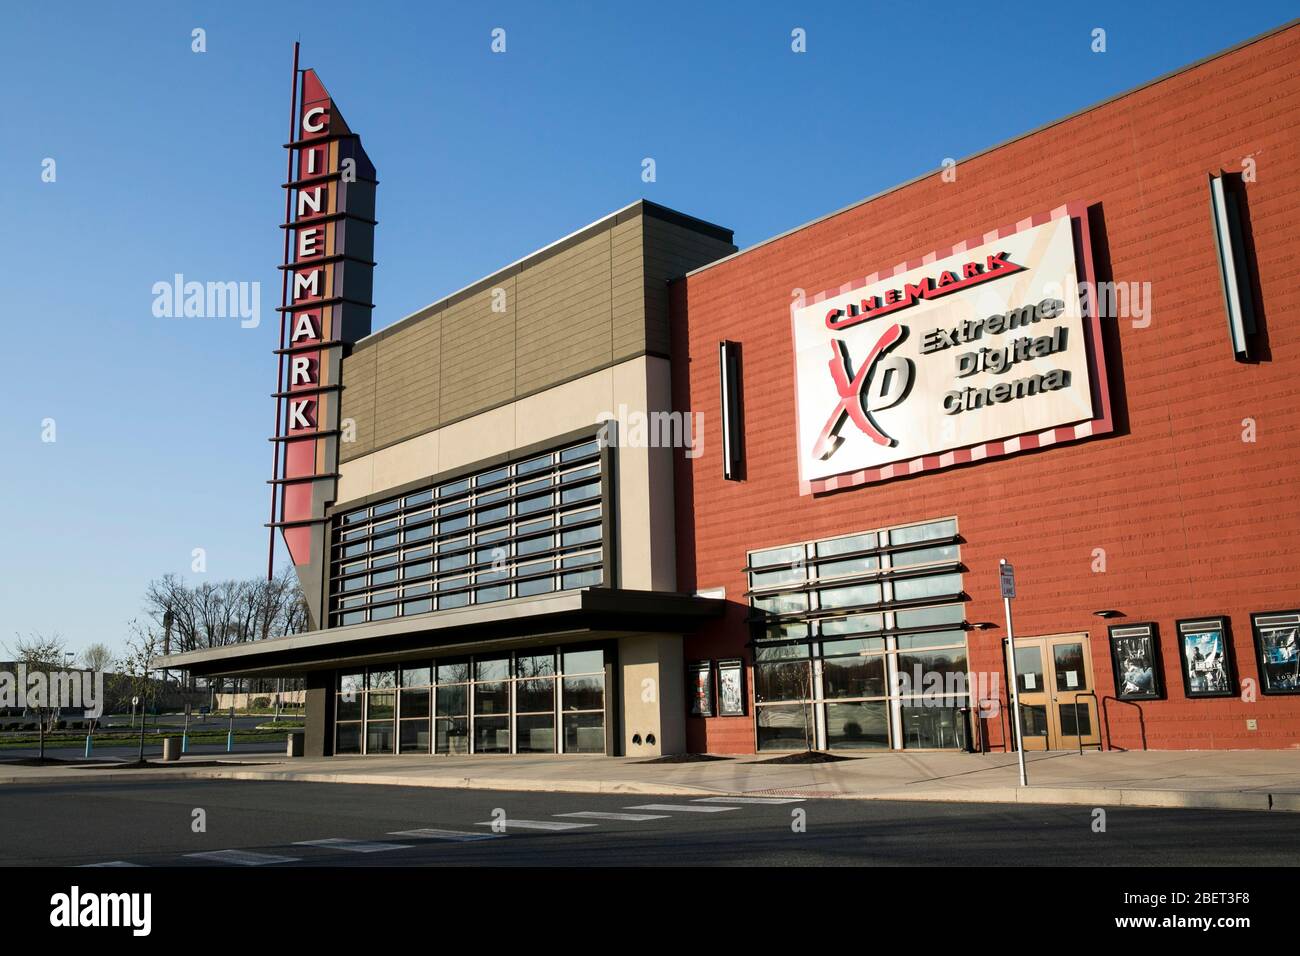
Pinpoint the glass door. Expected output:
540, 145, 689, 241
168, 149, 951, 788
1010, 641, 1051, 751
1048, 636, 1099, 750
1008, 634, 1099, 750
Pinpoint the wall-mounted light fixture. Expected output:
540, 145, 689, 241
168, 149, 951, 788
1092, 609, 1122, 619
719, 340, 745, 481
1208, 171, 1258, 362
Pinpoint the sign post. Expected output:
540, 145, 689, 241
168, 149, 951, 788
1000, 559, 1029, 787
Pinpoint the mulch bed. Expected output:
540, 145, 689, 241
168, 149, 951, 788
758, 750, 854, 764
634, 753, 733, 764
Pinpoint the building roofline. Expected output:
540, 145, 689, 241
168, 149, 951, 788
354, 199, 733, 349
684, 16, 1300, 280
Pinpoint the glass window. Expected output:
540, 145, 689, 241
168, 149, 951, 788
474, 682, 508, 715
816, 532, 878, 557
822, 654, 887, 699
817, 582, 882, 609
436, 717, 470, 754
563, 713, 604, 753
563, 648, 603, 674
889, 519, 956, 545
750, 544, 805, 569
400, 687, 430, 719
754, 660, 811, 703
895, 603, 964, 629
400, 666, 431, 687
335, 722, 362, 754
820, 613, 883, 637
399, 718, 429, 754
746, 518, 967, 753
756, 704, 814, 751
901, 699, 968, 749
435, 684, 467, 718
896, 649, 969, 697
825, 701, 890, 750
474, 716, 510, 754
516, 679, 554, 713
562, 674, 604, 711
816, 555, 880, 579
892, 573, 963, 602
892, 543, 959, 567
515, 652, 556, 678
517, 714, 555, 753
436, 660, 470, 683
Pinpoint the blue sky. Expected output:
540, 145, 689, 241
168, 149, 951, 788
1, 1, 1294, 656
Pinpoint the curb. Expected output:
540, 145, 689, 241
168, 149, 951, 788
3, 765, 1298, 813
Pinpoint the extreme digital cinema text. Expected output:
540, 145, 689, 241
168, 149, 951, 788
921, 297, 1072, 414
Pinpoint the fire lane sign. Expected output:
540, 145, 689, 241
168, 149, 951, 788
1000, 562, 1016, 599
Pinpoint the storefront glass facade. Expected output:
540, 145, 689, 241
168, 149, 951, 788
334, 645, 608, 755
747, 517, 969, 751
329, 437, 605, 627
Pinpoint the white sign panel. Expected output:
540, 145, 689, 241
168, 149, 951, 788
791, 205, 1109, 494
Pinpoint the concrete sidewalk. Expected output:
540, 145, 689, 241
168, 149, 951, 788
3, 748, 1300, 812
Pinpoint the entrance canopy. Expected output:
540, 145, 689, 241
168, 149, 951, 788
152, 587, 724, 679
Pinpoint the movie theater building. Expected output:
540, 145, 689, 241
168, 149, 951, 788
673, 21, 1300, 755
159, 22, 1300, 758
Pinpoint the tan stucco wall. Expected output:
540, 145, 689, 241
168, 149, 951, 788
618, 633, 686, 756
336, 354, 677, 593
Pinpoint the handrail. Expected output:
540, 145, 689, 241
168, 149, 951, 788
1073, 691, 1102, 754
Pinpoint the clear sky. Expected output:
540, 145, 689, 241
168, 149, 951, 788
1, 1, 1294, 656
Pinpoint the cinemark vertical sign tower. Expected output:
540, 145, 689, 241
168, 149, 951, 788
270, 60, 377, 625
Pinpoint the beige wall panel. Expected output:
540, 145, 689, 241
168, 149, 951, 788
619, 633, 686, 756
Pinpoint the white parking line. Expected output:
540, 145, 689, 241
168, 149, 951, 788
293, 838, 411, 853
81, 861, 144, 867
693, 796, 806, 804
555, 811, 670, 821
625, 803, 741, 812
185, 849, 299, 866
475, 819, 596, 831
388, 828, 505, 842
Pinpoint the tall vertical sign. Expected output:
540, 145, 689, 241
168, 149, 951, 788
269, 58, 378, 627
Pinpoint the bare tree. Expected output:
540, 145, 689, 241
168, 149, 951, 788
80, 643, 114, 673
5, 632, 69, 753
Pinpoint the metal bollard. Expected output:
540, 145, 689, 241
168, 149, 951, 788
226, 730, 234, 753
84, 734, 93, 758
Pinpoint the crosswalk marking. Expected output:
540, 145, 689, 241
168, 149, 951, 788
185, 849, 299, 866
81, 861, 143, 867
693, 796, 805, 805
294, 838, 411, 853
388, 828, 505, 842
625, 803, 741, 813
555, 811, 670, 821
475, 819, 595, 831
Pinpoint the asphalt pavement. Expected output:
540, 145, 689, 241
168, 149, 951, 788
3, 778, 1298, 867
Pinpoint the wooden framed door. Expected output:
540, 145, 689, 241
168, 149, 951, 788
1008, 633, 1100, 751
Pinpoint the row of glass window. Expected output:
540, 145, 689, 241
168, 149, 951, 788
328, 439, 607, 626
747, 520, 968, 752
756, 698, 969, 751
335, 649, 607, 756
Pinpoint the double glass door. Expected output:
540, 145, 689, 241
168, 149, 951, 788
1009, 633, 1100, 751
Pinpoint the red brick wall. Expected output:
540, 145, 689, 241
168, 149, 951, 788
671, 25, 1300, 754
